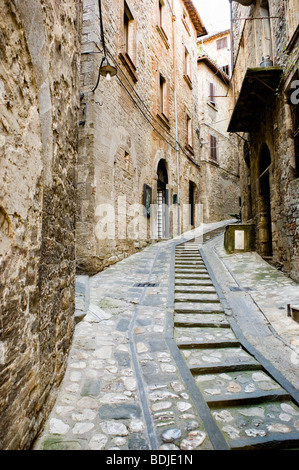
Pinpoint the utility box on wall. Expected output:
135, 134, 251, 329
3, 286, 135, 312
224, 224, 256, 254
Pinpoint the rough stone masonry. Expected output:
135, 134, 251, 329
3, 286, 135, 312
0, 0, 80, 450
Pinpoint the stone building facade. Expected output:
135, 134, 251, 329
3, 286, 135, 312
0, 0, 80, 449
228, 0, 299, 281
77, 0, 207, 275
199, 29, 232, 77
197, 38, 240, 223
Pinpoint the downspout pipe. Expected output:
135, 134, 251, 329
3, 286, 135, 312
172, 1, 180, 236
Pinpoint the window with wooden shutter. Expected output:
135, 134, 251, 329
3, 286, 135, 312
157, 72, 169, 127
209, 82, 216, 106
210, 134, 217, 161
216, 37, 228, 50
187, 114, 193, 148
120, 2, 138, 82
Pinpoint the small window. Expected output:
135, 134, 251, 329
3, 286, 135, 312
216, 37, 228, 50
182, 8, 190, 34
158, 0, 164, 29
210, 134, 217, 161
222, 65, 230, 76
159, 73, 168, 117
160, 74, 165, 114
187, 114, 193, 149
123, 2, 134, 59
184, 47, 191, 79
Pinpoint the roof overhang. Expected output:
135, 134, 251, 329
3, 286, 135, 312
227, 67, 284, 133
197, 56, 230, 86
182, 0, 207, 37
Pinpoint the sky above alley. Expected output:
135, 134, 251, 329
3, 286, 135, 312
193, 0, 231, 35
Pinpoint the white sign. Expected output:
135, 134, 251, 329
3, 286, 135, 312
235, 230, 245, 250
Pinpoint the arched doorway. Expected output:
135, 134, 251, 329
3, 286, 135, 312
244, 140, 253, 220
258, 144, 272, 257
157, 159, 169, 239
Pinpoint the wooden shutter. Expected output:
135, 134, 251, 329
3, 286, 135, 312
209, 82, 215, 105
210, 135, 217, 161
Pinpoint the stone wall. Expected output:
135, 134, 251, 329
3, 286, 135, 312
77, 0, 206, 275
0, 0, 80, 449
231, 0, 299, 281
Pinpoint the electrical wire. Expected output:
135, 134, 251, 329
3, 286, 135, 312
96, 45, 201, 167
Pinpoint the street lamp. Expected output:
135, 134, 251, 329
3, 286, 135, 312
99, 57, 117, 81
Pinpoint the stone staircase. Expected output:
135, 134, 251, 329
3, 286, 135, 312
173, 241, 299, 450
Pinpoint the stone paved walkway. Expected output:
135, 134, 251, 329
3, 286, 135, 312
33, 220, 299, 451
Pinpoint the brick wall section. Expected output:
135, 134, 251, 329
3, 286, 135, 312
0, 0, 80, 449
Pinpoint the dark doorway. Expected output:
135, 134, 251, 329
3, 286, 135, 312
157, 160, 169, 239
244, 141, 253, 220
258, 144, 272, 257
189, 181, 196, 228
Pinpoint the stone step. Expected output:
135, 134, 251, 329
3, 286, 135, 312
175, 267, 208, 272
177, 340, 241, 349
194, 369, 286, 401
182, 347, 262, 373
175, 253, 202, 257
175, 262, 206, 266
189, 361, 263, 375
175, 286, 217, 294
211, 399, 299, 450
175, 302, 224, 313
175, 293, 220, 303
175, 273, 211, 279
174, 313, 230, 328
230, 432, 299, 451
205, 388, 291, 408
175, 279, 214, 286
175, 326, 237, 343
175, 250, 200, 254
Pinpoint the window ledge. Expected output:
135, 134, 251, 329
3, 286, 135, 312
183, 74, 193, 90
119, 52, 138, 83
157, 112, 170, 130
156, 25, 170, 49
207, 101, 218, 111
185, 144, 194, 155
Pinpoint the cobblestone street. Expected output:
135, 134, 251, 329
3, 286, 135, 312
33, 220, 299, 451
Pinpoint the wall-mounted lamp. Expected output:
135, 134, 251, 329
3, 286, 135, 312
92, 56, 117, 92
99, 56, 117, 82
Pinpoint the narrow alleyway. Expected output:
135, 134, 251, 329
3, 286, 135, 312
33, 220, 299, 451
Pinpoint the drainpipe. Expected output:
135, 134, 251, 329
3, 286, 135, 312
260, 1, 272, 65
172, 1, 180, 236
229, 0, 235, 103
174, 90, 180, 236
